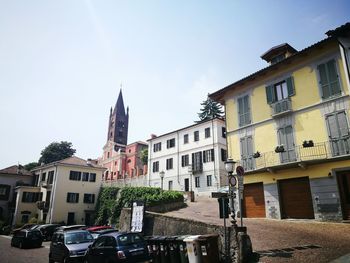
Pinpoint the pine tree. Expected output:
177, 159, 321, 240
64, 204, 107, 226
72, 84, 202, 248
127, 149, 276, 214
197, 95, 224, 122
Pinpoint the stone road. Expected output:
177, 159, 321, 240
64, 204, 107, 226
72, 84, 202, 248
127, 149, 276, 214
165, 196, 350, 263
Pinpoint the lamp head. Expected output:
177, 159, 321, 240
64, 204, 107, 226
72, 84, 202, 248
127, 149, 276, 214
224, 158, 236, 174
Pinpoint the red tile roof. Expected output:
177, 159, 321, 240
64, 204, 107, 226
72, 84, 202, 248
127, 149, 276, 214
0, 165, 32, 176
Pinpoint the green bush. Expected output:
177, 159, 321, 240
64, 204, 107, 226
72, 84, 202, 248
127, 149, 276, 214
95, 186, 184, 225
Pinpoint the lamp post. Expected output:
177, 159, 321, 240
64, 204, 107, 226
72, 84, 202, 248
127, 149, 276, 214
159, 171, 165, 190
187, 165, 194, 202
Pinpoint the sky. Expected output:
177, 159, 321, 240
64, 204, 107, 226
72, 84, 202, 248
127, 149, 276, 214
0, 1, 349, 168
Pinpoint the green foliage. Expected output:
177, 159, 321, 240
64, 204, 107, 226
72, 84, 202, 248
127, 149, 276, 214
28, 217, 38, 224
23, 162, 39, 171
95, 186, 184, 225
197, 94, 224, 122
38, 141, 76, 164
140, 148, 148, 165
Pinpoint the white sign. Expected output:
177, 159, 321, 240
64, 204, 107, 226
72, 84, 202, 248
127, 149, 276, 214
130, 201, 144, 232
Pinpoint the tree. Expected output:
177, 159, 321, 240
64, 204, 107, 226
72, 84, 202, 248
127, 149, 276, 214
23, 162, 39, 171
38, 141, 76, 164
140, 148, 148, 165
197, 94, 224, 122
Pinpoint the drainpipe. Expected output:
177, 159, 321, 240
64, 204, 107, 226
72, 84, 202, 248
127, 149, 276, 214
177, 131, 180, 186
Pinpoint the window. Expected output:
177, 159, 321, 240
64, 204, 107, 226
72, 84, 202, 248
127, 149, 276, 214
82, 172, 89, 181
168, 181, 173, 190
317, 59, 341, 99
66, 193, 79, 203
277, 125, 296, 163
0, 187, 6, 195
203, 149, 214, 163
22, 192, 42, 203
195, 176, 200, 188
184, 134, 189, 144
221, 149, 227, 162
207, 175, 212, 187
69, 171, 81, 181
0, 185, 10, 201
194, 131, 199, 142
153, 142, 162, 152
152, 161, 159, 173
48, 171, 54, 184
271, 54, 285, 64
166, 158, 173, 170
266, 77, 295, 104
205, 128, 211, 138
326, 111, 350, 156
167, 138, 175, 148
41, 172, 46, 181
83, 194, 95, 204
222, 127, 226, 138
89, 173, 96, 182
21, 214, 29, 223
192, 152, 203, 173
240, 136, 255, 170
238, 95, 251, 126
181, 155, 189, 167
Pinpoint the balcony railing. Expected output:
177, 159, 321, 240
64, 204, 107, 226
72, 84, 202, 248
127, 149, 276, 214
237, 138, 350, 173
271, 98, 292, 117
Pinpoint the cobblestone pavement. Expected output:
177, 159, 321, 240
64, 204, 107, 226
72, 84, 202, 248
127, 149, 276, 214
0, 235, 50, 263
165, 196, 350, 263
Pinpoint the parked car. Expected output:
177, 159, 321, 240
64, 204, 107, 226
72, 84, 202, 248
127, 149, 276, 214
11, 229, 43, 249
11, 223, 38, 235
83, 232, 152, 263
56, 225, 86, 232
36, 224, 61, 241
49, 229, 94, 263
88, 229, 119, 240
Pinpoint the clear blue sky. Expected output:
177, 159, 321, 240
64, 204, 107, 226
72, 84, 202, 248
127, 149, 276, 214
0, 0, 349, 168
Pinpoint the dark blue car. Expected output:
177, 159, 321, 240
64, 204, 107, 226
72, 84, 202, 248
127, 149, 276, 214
83, 232, 151, 263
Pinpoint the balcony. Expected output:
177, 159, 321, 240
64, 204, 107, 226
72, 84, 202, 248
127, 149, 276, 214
271, 98, 292, 117
237, 138, 350, 174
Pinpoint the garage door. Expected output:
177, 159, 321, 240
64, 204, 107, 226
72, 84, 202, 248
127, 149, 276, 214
243, 182, 266, 218
279, 177, 314, 219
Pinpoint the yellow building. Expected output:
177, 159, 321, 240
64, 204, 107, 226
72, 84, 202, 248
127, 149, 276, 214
210, 23, 350, 221
13, 156, 105, 226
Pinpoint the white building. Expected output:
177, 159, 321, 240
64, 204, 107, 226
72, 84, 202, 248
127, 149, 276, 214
13, 156, 105, 226
147, 118, 228, 196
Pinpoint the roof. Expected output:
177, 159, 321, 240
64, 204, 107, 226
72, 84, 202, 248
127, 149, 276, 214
209, 21, 350, 103
31, 156, 105, 171
147, 117, 225, 141
127, 141, 148, 146
260, 43, 297, 62
0, 165, 32, 176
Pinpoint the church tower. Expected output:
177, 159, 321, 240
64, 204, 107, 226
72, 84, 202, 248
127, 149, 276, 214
106, 89, 129, 151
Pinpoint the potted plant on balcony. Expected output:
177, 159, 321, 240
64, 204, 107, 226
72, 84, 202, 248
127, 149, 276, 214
275, 145, 285, 153
253, 151, 261, 158
302, 140, 314, 148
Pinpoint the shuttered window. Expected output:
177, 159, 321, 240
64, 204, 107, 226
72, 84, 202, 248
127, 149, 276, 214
192, 152, 203, 173
326, 111, 350, 156
240, 136, 254, 170
266, 76, 295, 104
203, 149, 215, 163
181, 155, 189, 167
317, 59, 341, 99
166, 158, 173, 170
238, 95, 251, 127
277, 125, 296, 163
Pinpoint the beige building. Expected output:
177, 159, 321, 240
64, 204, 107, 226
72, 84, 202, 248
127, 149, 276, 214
13, 156, 105, 226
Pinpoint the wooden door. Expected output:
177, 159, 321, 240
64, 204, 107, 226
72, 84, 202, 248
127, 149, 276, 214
279, 177, 314, 219
337, 173, 350, 220
243, 183, 266, 218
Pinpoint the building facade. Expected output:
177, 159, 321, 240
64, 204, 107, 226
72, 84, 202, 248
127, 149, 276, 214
147, 118, 227, 196
12, 156, 105, 226
210, 23, 350, 221
0, 165, 33, 223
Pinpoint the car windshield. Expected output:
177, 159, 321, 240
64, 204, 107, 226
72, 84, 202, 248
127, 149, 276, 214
117, 234, 144, 246
64, 231, 93, 244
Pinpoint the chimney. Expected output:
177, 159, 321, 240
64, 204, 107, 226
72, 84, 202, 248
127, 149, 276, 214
150, 134, 157, 139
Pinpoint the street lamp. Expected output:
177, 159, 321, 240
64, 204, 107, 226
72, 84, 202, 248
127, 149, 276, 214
224, 158, 237, 227
159, 171, 165, 190
187, 165, 194, 202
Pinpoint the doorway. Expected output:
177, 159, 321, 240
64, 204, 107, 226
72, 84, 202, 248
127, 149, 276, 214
337, 172, 350, 220
67, 212, 75, 225
184, 178, 189, 191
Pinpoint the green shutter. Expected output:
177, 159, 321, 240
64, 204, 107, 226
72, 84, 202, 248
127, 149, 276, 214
327, 59, 341, 96
286, 76, 295, 96
265, 85, 275, 104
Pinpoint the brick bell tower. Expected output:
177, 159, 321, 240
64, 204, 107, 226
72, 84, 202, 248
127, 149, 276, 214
106, 89, 129, 151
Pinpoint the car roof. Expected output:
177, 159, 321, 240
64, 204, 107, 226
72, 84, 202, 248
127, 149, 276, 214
103, 231, 136, 237
55, 229, 90, 234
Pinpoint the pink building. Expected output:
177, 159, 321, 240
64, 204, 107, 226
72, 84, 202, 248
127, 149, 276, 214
98, 90, 148, 181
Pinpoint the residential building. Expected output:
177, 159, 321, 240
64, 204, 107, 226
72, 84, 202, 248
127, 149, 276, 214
210, 23, 350, 221
99, 89, 148, 186
12, 156, 105, 226
0, 165, 33, 223
147, 118, 227, 196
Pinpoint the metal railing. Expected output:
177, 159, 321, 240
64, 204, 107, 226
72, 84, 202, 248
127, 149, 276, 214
271, 98, 292, 116
237, 138, 350, 172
